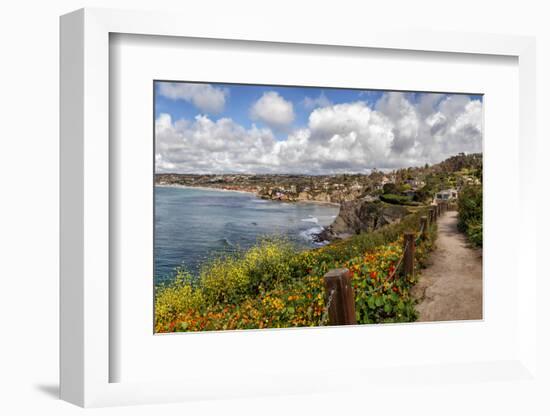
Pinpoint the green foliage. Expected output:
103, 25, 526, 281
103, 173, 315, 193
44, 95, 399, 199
200, 237, 299, 303
155, 269, 205, 329
457, 185, 483, 247
382, 183, 398, 194
412, 187, 430, 203
466, 219, 483, 247
380, 193, 419, 206
435, 152, 482, 173
348, 244, 418, 324
200, 255, 251, 303
243, 238, 302, 291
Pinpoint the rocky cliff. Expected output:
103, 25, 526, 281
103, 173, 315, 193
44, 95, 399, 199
316, 198, 411, 241
262, 188, 362, 203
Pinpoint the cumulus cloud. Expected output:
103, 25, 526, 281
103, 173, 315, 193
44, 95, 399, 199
158, 82, 228, 114
269, 103, 394, 173
155, 92, 482, 174
302, 92, 332, 110
250, 91, 295, 131
155, 113, 278, 173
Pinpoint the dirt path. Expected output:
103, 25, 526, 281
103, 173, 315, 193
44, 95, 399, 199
411, 210, 482, 322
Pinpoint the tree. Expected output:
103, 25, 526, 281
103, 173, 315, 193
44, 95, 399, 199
382, 183, 397, 194
457, 185, 483, 247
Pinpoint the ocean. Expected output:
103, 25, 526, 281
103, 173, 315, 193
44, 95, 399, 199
154, 186, 339, 283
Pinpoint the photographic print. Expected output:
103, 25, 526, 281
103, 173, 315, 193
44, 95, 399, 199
154, 81, 483, 333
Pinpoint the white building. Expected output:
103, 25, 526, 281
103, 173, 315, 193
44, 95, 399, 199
435, 188, 458, 201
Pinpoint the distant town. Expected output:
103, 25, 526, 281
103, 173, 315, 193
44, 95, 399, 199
155, 153, 482, 205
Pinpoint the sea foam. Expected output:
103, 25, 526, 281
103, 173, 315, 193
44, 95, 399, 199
301, 216, 319, 224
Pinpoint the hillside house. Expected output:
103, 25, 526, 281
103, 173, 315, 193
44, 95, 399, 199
375, 175, 394, 191
435, 188, 458, 202
405, 178, 422, 188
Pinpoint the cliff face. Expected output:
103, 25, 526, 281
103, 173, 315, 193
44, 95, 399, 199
317, 198, 411, 241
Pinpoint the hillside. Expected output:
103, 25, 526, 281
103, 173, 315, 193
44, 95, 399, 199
155, 152, 482, 205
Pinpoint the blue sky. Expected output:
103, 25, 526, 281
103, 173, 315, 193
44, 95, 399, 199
155, 81, 482, 139
154, 81, 483, 174
155, 83, 378, 130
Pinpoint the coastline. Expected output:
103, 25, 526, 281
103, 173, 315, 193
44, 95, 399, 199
155, 183, 258, 196
293, 199, 340, 207
155, 183, 341, 207
154, 184, 341, 279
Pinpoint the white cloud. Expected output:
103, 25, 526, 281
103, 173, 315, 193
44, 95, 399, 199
155, 92, 482, 174
155, 113, 278, 173
299, 102, 394, 172
372, 92, 482, 167
158, 82, 228, 114
302, 92, 332, 110
250, 91, 295, 131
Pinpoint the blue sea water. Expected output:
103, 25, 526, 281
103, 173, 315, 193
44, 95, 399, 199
154, 186, 339, 283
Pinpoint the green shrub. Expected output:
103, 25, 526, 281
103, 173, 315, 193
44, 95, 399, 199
466, 219, 483, 247
382, 183, 398, 194
155, 269, 205, 327
412, 187, 431, 203
200, 255, 251, 303
241, 237, 300, 293
457, 185, 482, 247
380, 193, 420, 206
200, 237, 299, 303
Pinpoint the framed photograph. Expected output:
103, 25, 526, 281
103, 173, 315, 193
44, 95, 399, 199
60, 8, 538, 407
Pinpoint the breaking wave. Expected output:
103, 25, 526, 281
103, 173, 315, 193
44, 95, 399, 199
301, 216, 319, 224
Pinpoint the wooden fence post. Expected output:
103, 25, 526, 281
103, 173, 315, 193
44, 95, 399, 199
402, 232, 415, 279
430, 206, 436, 223
420, 216, 428, 239
323, 268, 356, 325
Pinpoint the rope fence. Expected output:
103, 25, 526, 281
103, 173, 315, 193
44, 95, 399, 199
361, 239, 409, 297
320, 288, 336, 325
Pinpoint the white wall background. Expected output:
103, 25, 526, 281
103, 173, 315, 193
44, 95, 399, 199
0, 0, 548, 415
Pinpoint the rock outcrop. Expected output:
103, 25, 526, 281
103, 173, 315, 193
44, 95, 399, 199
266, 189, 362, 203
316, 198, 411, 241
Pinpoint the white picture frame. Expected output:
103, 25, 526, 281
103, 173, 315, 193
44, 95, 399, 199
60, 7, 538, 408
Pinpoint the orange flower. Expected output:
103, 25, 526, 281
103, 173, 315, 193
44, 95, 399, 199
370, 271, 378, 279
